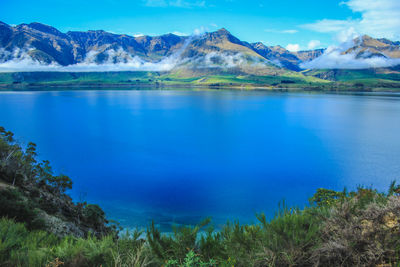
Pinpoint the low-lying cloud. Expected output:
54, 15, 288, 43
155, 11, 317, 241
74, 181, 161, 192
0, 35, 195, 72
0, 33, 277, 72
0, 52, 184, 73
300, 44, 400, 69
0, 50, 181, 72
188, 52, 275, 69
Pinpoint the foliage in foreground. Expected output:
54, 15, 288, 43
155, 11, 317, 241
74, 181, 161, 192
1, 126, 400, 266
1, 184, 400, 267
0, 127, 115, 237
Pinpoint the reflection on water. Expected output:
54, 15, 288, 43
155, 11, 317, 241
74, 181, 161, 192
0, 89, 399, 231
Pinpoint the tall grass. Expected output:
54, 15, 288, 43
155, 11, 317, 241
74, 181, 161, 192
1, 183, 399, 267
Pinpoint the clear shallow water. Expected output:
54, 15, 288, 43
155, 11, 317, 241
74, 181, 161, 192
0, 89, 400, 231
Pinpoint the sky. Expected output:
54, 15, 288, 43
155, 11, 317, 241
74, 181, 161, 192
1, 0, 400, 52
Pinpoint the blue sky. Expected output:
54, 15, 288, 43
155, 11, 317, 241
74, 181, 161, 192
1, 0, 399, 51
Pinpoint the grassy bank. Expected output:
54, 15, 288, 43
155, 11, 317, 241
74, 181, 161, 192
1, 127, 400, 266
1, 186, 400, 266
1, 71, 400, 92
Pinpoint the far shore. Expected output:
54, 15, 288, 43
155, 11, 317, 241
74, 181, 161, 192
1, 82, 400, 93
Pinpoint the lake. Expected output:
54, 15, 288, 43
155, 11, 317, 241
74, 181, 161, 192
0, 89, 399, 231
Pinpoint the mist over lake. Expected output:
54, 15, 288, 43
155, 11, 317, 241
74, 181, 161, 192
1, 89, 399, 231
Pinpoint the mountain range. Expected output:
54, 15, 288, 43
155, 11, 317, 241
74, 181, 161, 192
2, 21, 400, 70
0, 22, 316, 70
1, 21, 400, 89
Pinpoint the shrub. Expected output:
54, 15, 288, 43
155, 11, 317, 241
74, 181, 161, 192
0, 188, 45, 230
309, 188, 346, 207
312, 192, 400, 266
256, 207, 323, 266
166, 250, 216, 267
10, 230, 58, 267
147, 218, 211, 264
55, 234, 114, 266
83, 204, 107, 229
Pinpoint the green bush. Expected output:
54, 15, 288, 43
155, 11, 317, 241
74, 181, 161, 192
147, 218, 211, 264
10, 230, 58, 267
0, 127, 114, 238
55, 234, 114, 266
1, 181, 400, 267
0, 188, 45, 230
0, 218, 117, 267
256, 207, 323, 266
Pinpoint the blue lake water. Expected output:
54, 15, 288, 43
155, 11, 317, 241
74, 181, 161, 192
0, 89, 400, 231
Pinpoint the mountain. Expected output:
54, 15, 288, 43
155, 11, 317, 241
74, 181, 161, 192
299, 35, 400, 85
181, 28, 259, 58
1, 21, 400, 88
0, 21, 190, 65
295, 49, 325, 62
171, 28, 292, 76
0, 21, 321, 72
250, 43, 318, 71
0, 22, 76, 65
344, 35, 400, 59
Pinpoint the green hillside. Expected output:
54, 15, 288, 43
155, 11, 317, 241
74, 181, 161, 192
0, 71, 331, 90
1, 70, 400, 91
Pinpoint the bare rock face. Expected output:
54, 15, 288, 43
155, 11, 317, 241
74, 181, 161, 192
344, 35, 400, 59
40, 211, 86, 238
295, 49, 325, 62
0, 21, 189, 66
251, 43, 303, 71
135, 33, 186, 58
0, 22, 300, 71
1, 21, 399, 72
0, 22, 13, 46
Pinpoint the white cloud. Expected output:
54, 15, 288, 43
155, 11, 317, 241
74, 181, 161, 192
0, 48, 180, 72
281, 29, 298, 34
348, 0, 400, 39
143, 0, 205, 8
301, 50, 400, 69
302, 19, 355, 33
172, 31, 189, 36
202, 52, 247, 68
307, 40, 321, 50
302, 0, 400, 40
335, 27, 359, 43
0, 50, 275, 72
265, 29, 298, 34
0, 36, 196, 72
189, 52, 274, 69
286, 44, 300, 52
193, 26, 207, 36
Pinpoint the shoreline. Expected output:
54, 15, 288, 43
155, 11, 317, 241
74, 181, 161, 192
1, 82, 400, 93
1, 84, 400, 97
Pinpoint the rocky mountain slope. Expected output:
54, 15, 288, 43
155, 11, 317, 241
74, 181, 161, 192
1, 21, 400, 78
344, 35, 400, 59
0, 21, 188, 63
0, 21, 325, 72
